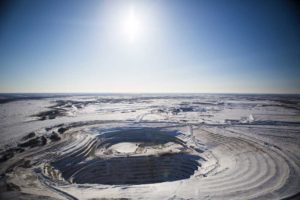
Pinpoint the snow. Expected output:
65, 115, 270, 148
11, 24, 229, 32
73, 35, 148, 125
108, 142, 138, 153
0, 94, 299, 200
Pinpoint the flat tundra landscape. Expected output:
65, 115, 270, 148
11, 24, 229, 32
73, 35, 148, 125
0, 94, 300, 200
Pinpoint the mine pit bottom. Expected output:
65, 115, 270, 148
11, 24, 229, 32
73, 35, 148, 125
68, 153, 200, 185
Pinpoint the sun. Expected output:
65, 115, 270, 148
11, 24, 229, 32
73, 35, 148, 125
122, 6, 142, 42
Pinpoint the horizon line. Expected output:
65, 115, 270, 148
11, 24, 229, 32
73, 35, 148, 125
0, 92, 300, 95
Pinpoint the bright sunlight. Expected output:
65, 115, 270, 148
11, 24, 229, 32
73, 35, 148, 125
122, 6, 143, 43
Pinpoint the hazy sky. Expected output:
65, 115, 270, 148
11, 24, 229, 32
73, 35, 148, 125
1, 0, 300, 93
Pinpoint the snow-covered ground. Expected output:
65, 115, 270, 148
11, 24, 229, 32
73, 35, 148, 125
0, 94, 299, 199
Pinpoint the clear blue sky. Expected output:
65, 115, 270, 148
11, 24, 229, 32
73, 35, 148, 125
0, 0, 300, 93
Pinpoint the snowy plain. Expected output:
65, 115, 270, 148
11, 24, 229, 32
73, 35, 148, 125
0, 94, 299, 200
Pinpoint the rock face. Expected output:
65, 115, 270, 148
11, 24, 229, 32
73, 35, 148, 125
57, 127, 68, 134
18, 136, 47, 148
0, 151, 14, 163
48, 127, 202, 185
21, 132, 36, 141
48, 132, 61, 142
70, 153, 200, 185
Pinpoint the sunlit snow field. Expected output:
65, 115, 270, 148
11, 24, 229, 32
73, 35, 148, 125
0, 94, 300, 199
